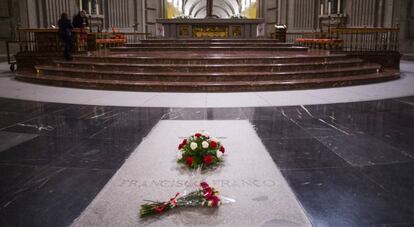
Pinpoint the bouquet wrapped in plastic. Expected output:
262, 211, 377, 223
139, 182, 221, 218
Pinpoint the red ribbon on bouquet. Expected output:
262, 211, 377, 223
154, 192, 180, 213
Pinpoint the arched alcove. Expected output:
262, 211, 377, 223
166, 0, 257, 18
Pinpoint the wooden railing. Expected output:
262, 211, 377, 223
287, 27, 399, 52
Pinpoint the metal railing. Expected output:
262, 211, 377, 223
6, 28, 152, 70
91, 31, 150, 49
10, 28, 151, 52
332, 27, 399, 51
15, 28, 89, 52
286, 32, 312, 43
120, 32, 151, 43
287, 27, 399, 52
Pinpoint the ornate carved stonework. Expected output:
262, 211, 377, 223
192, 26, 228, 38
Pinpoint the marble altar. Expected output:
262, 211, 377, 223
157, 18, 265, 39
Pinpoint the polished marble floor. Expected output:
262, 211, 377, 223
0, 96, 413, 226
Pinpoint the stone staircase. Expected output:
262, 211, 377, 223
15, 39, 399, 92
113, 39, 307, 52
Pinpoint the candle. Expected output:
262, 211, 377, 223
88, 1, 92, 14
337, 0, 341, 14
328, 1, 331, 15
96, 3, 99, 15
320, 3, 323, 15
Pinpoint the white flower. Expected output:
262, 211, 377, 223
202, 141, 209, 149
216, 150, 223, 158
177, 152, 183, 160
190, 142, 198, 150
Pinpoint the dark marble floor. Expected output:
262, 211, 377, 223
0, 96, 413, 227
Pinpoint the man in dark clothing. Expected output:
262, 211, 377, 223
73, 10, 89, 28
58, 12, 73, 60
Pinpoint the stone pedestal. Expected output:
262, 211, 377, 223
156, 18, 265, 39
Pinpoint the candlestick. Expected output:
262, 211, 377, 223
337, 0, 341, 14
320, 3, 323, 15
328, 1, 331, 15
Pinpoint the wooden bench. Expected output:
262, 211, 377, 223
94, 32, 127, 49
96, 38, 127, 45
296, 38, 343, 49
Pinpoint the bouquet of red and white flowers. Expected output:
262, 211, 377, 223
139, 182, 221, 218
177, 132, 225, 169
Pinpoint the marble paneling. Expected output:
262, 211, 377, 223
361, 162, 414, 210
262, 137, 349, 170
316, 135, 413, 167
54, 138, 138, 170
4, 115, 115, 139
0, 131, 38, 152
282, 167, 414, 227
0, 166, 113, 227
0, 96, 413, 226
0, 136, 81, 166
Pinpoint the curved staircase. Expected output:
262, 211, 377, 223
15, 39, 399, 92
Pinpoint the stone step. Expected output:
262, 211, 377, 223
15, 35, 401, 92
52, 59, 365, 73
15, 69, 399, 92
124, 43, 296, 47
36, 64, 380, 82
74, 54, 350, 65
140, 39, 285, 43
109, 46, 308, 52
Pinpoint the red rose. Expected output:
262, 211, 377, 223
210, 141, 218, 149
195, 133, 202, 138
219, 146, 225, 153
203, 155, 213, 165
178, 139, 187, 150
200, 182, 210, 189
209, 195, 220, 207
186, 157, 193, 166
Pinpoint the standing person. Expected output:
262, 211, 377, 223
73, 10, 89, 50
73, 10, 89, 28
58, 12, 73, 60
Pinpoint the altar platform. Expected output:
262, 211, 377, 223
14, 38, 399, 92
156, 18, 265, 39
